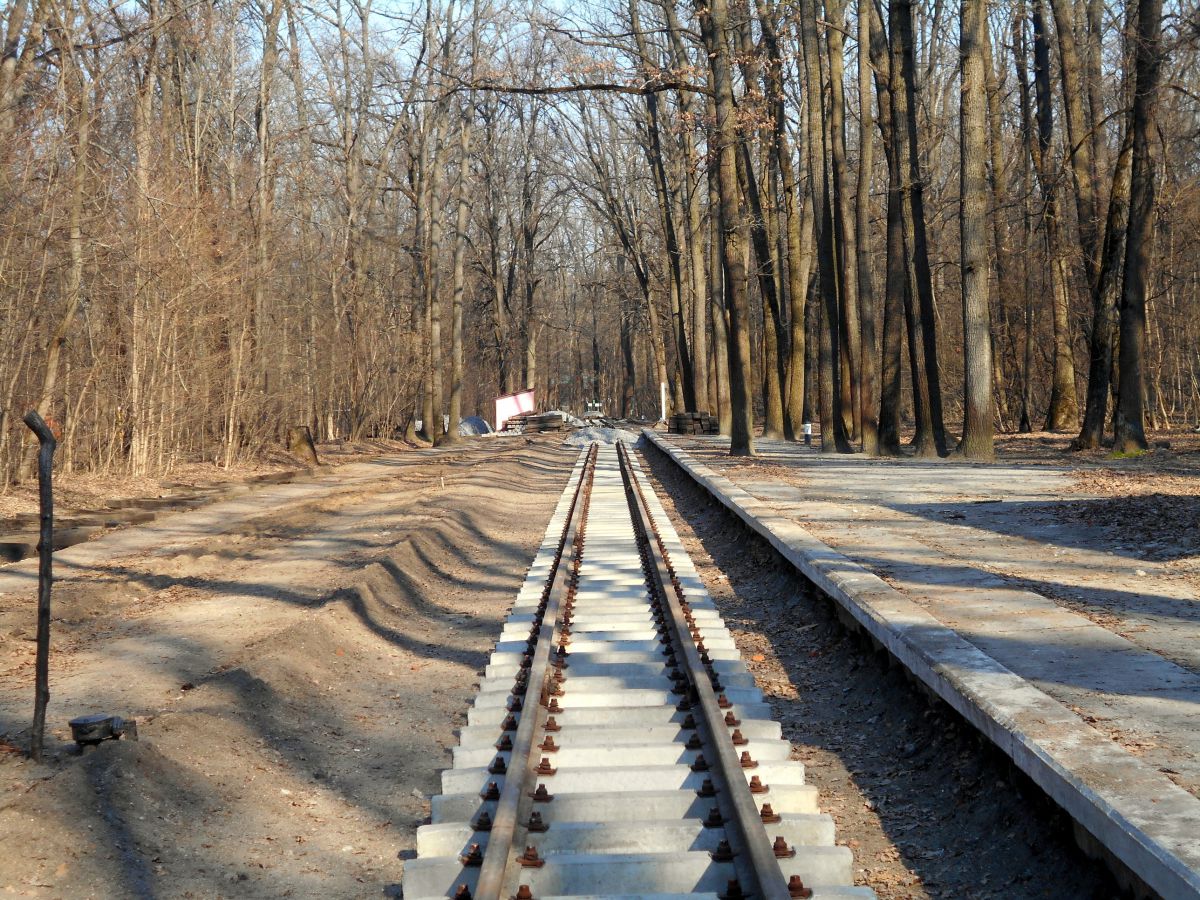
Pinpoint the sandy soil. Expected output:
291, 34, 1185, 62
0, 438, 420, 520
0, 437, 575, 898
640, 445, 1113, 900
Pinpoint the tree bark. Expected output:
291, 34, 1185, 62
1113, 0, 1164, 453
958, 0, 995, 458
800, 0, 850, 452
439, 100, 473, 446
825, 0, 862, 445
856, 0, 879, 455
1032, 0, 1081, 431
1076, 134, 1132, 449
696, 0, 755, 455
1047, 0, 1103, 291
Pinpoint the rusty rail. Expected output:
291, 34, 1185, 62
471, 443, 598, 900
616, 440, 794, 900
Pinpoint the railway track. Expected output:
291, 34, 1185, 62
404, 442, 874, 900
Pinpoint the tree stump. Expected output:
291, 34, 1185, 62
286, 425, 320, 466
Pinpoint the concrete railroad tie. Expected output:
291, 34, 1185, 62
403, 442, 875, 900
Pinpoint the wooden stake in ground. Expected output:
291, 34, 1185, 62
22, 411, 56, 762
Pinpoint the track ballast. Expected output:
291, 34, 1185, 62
404, 442, 874, 900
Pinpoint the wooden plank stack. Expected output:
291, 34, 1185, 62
505, 412, 566, 433
668, 411, 719, 435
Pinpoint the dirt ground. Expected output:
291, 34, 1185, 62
0, 437, 575, 898
639, 444, 1114, 900
0, 438, 419, 520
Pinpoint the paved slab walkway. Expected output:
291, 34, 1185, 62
647, 431, 1200, 899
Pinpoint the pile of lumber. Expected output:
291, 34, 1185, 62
668, 411, 719, 435
506, 412, 566, 433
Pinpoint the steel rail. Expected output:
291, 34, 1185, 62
617, 441, 792, 900
472, 444, 598, 900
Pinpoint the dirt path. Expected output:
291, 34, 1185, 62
0, 438, 576, 898
640, 445, 1110, 900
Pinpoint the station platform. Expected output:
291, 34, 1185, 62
644, 430, 1200, 899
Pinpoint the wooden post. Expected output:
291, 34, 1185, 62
22, 411, 56, 763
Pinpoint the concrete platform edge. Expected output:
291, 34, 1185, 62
643, 429, 1200, 900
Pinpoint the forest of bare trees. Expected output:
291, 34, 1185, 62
1, 0, 1197, 479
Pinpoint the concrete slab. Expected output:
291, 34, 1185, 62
646, 430, 1200, 899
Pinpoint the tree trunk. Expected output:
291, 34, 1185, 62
1048, 0, 1102, 291
1113, 0, 1164, 453
697, 0, 755, 455
856, 0, 879, 455
439, 103, 473, 447
892, 0, 948, 456
1032, 0, 1081, 431
1076, 134, 1132, 449
800, 0, 850, 452
958, 0, 995, 458
869, 3, 904, 456
826, 0, 862, 445
708, 161, 733, 435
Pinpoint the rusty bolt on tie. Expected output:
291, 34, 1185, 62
710, 840, 736, 862
460, 842, 483, 866
526, 811, 549, 832
690, 754, 709, 772
513, 885, 535, 900
739, 751, 758, 769
773, 836, 796, 858
703, 807, 724, 827
685, 733, 703, 750
517, 845, 545, 868
730, 729, 748, 746
495, 734, 513, 751
539, 735, 558, 753
718, 880, 746, 900
759, 803, 781, 824
717, 693, 732, 709
748, 775, 769, 794
530, 784, 553, 802
724, 711, 740, 727
453, 885, 473, 900
543, 716, 561, 733
501, 714, 518, 731
488, 755, 507, 774
480, 781, 501, 801
535, 757, 557, 776
545, 697, 562, 714
788, 876, 815, 898
507, 696, 523, 712
472, 810, 493, 831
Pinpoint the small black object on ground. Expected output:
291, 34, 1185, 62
68, 714, 138, 753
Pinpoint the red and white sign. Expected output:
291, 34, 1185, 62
495, 390, 535, 431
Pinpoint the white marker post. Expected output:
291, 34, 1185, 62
803, 422, 813, 447
660, 382, 668, 423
